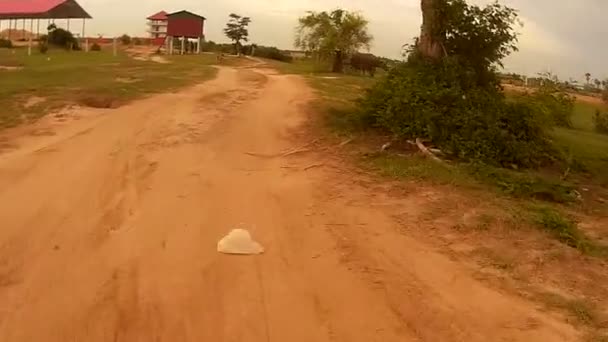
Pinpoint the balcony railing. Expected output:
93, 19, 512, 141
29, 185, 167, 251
147, 20, 167, 26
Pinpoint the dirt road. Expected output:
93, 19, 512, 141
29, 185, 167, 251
0, 67, 580, 341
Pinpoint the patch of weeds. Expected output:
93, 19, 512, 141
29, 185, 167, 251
538, 292, 599, 327
320, 101, 368, 134
473, 247, 515, 271
366, 154, 476, 186
474, 213, 495, 231
77, 94, 120, 109
468, 163, 578, 203
529, 205, 588, 250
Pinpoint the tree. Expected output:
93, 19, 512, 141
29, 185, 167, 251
419, 0, 444, 60
45, 23, 79, 50
120, 34, 131, 45
359, 0, 563, 167
224, 13, 251, 55
585, 72, 591, 84
295, 9, 372, 73
594, 78, 601, 89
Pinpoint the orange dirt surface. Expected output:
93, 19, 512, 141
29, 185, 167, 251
0, 66, 580, 341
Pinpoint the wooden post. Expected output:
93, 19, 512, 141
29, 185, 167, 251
81, 19, 86, 51
36, 19, 40, 39
67, 18, 70, 31
113, 37, 117, 56
181, 36, 185, 55
169, 36, 173, 55
85, 38, 89, 52
197, 37, 201, 54
22, 18, 25, 40
28, 19, 33, 56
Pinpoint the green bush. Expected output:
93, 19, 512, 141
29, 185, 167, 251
0, 38, 12, 48
90, 43, 101, 51
252, 46, 293, 62
530, 81, 575, 128
46, 26, 80, 50
360, 59, 556, 167
120, 34, 131, 45
132, 37, 142, 45
593, 110, 608, 134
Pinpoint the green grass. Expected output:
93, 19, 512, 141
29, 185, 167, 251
366, 153, 578, 202
572, 101, 607, 131
263, 58, 332, 75
0, 47, 218, 128
528, 205, 590, 251
553, 128, 608, 186
537, 291, 600, 326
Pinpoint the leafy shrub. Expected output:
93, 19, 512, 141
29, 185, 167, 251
529, 80, 575, 128
120, 34, 131, 45
38, 42, 49, 54
90, 43, 102, 51
593, 110, 608, 134
360, 59, 556, 167
132, 37, 142, 45
46, 26, 79, 50
252, 46, 293, 62
0, 38, 12, 48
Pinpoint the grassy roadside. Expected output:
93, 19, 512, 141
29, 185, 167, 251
0, 48, 218, 129
270, 58, 608, 338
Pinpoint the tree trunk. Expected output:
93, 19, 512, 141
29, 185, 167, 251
332, 50, 344, 73
419, 0, 444, 60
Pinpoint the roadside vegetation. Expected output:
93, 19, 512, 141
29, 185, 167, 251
274, 0, 608, 338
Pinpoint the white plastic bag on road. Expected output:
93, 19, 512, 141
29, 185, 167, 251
217, 229, 264, 255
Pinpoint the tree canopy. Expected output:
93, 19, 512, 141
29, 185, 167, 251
359, 0, 573, 168
295, 9, 372, 72
224, 13, 252, 54
413, 0, 520, 87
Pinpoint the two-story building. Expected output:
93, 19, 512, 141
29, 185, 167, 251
147, 11, 168, 39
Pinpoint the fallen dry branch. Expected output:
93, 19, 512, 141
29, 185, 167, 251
415, 138, 443, 163
339, 138, 354, 147
303, 163, 325, 171
282, 148, 311, 157
245, 139, 318, 159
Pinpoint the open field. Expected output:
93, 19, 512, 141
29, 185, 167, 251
0, 48, 218, 128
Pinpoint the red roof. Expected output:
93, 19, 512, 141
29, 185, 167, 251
0, 0, 66, 14
147, 10, 168, 20
0, 0, 91, 19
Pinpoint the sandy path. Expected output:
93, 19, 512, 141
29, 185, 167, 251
0, 67, 579, 341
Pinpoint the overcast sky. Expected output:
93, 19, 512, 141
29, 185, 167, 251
73, 0, 606, 80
